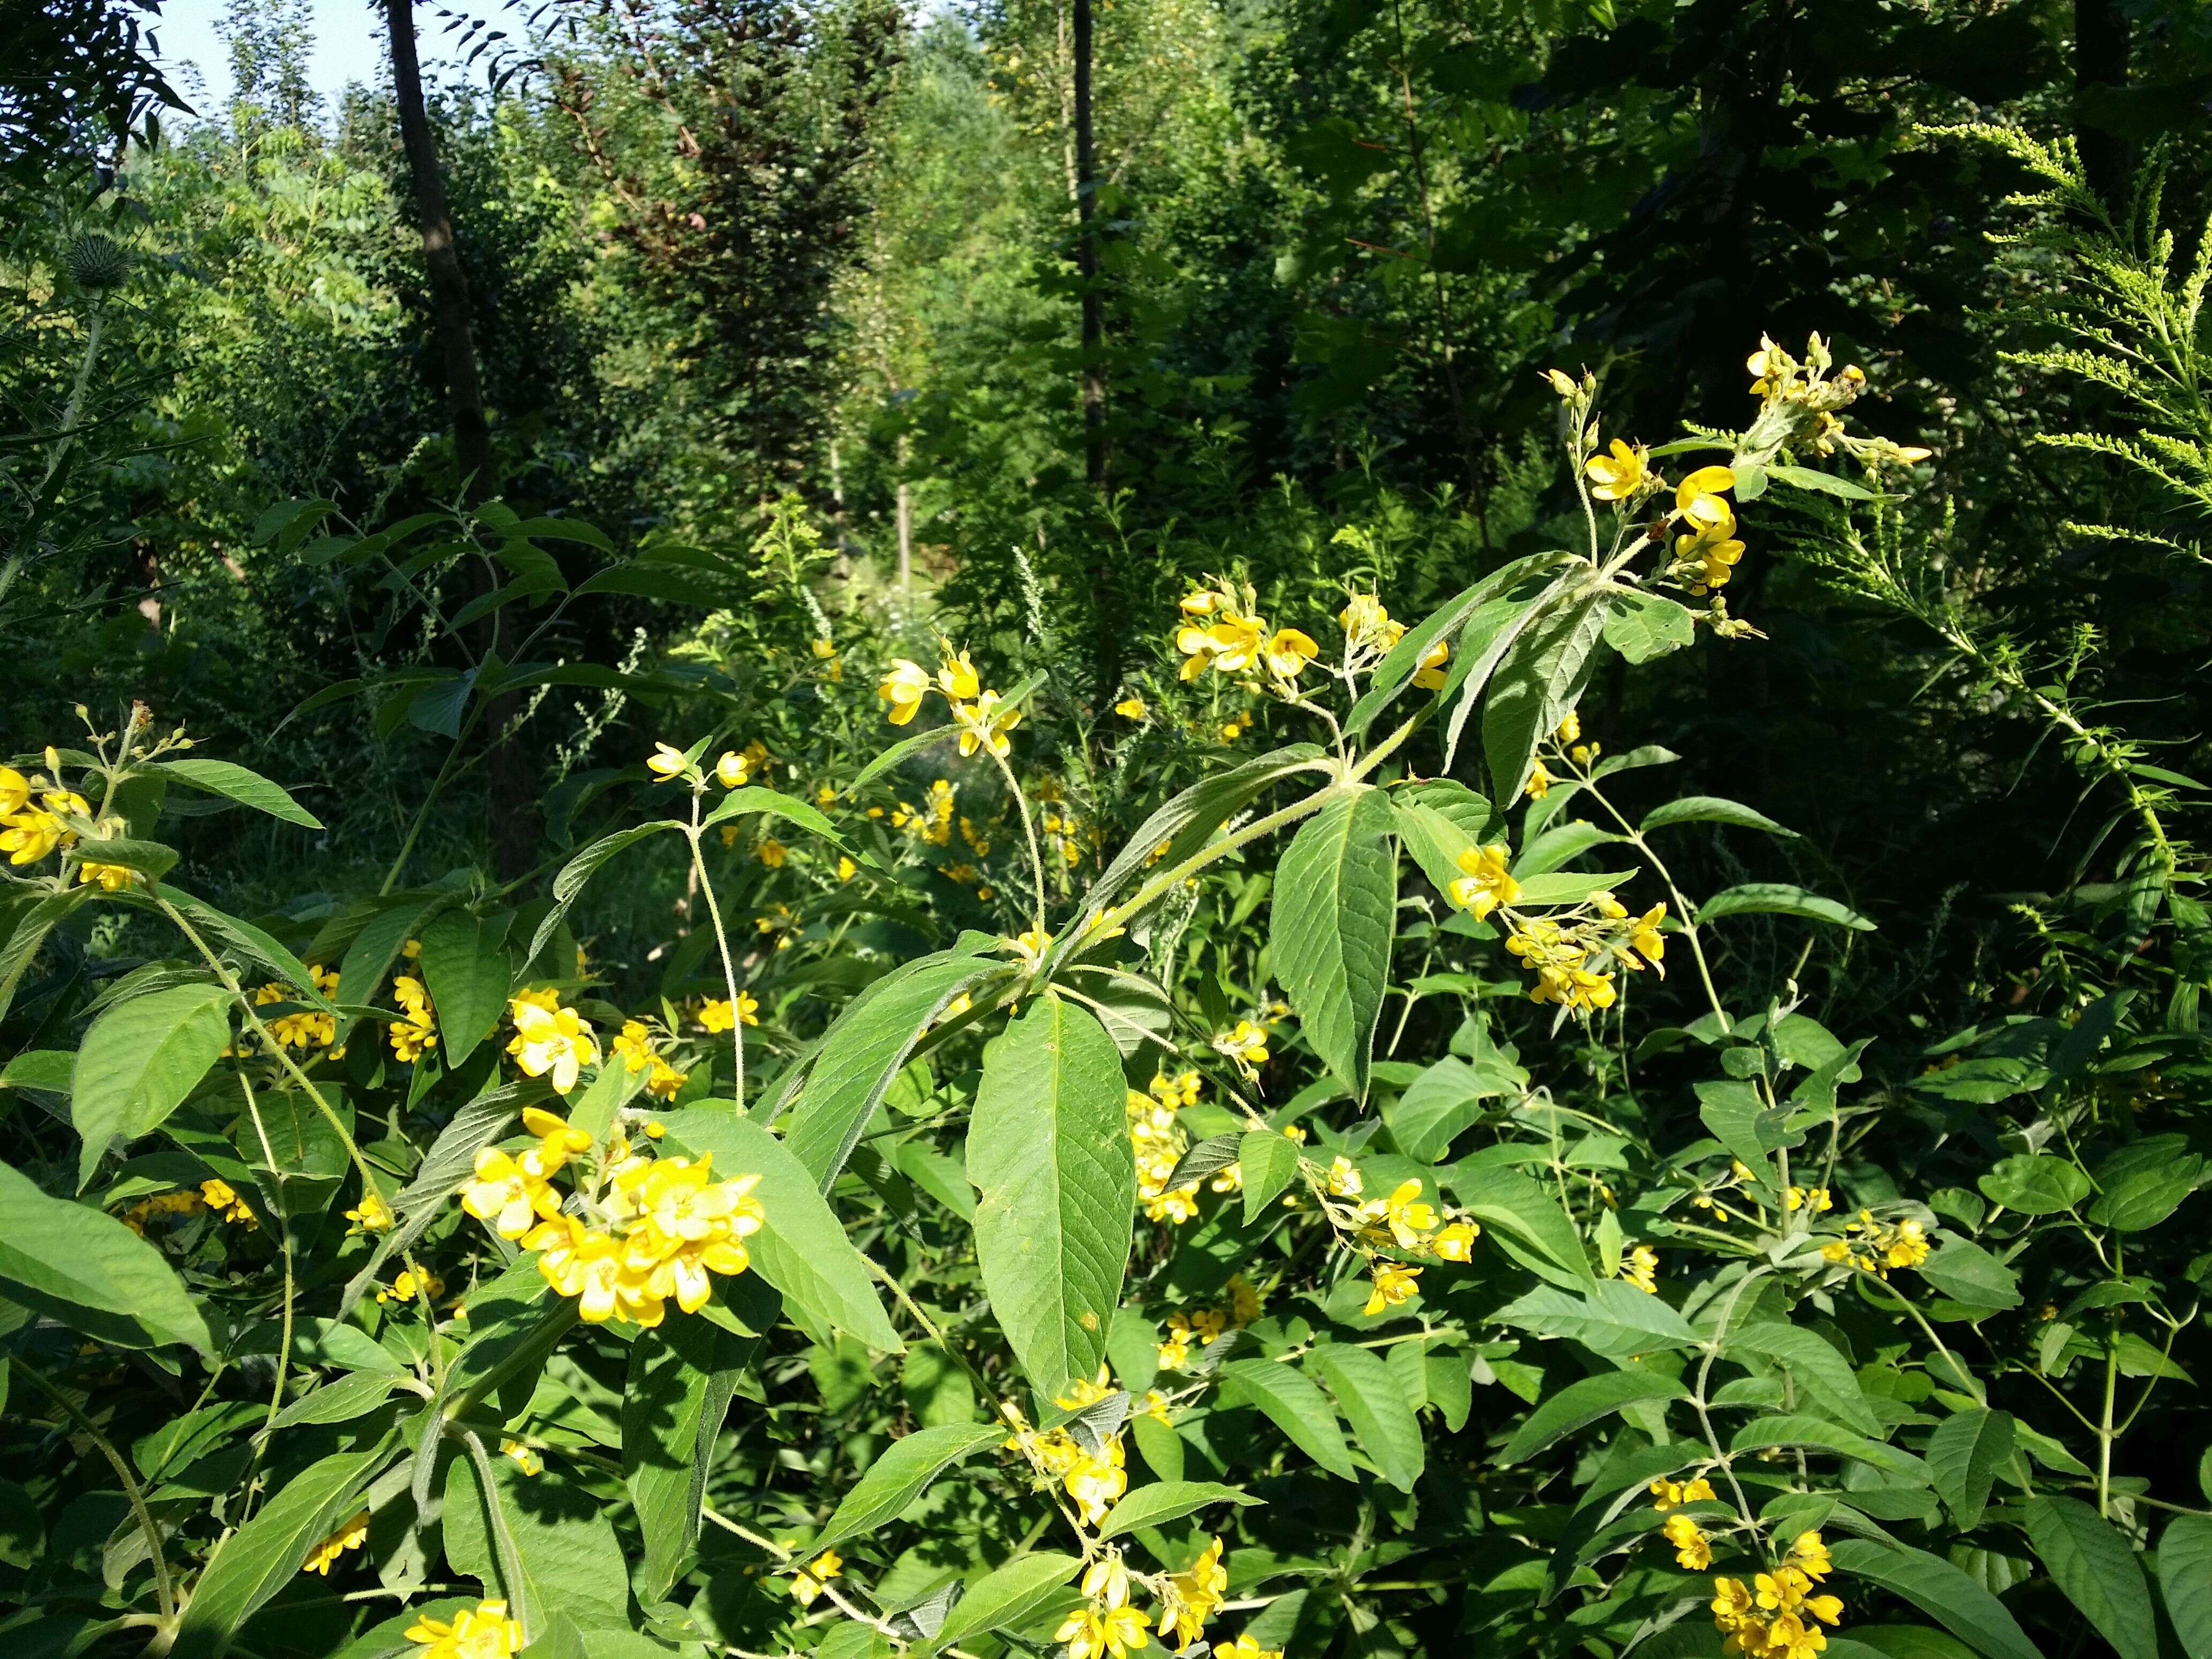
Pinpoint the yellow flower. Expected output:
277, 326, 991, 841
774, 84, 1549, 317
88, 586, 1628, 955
1524, 761, 1552, 801
791, 1549, 842, 1606
501, 1439, 543, 1476
1216, 1019, 1270, 1068
756, 836, 787, 868
1663, 1513, 1712, 1570
644, 1056, 687, 1101
1327, 1156, 1363, 1198
1585, 439, 1648, 500
0, 766, 28, 816
1179, 612, 1267, 680
1785, 1185, 1833, 1213
1114, 696, 1148, 719
1263, 627, 1319, 681
1448, 842, 1519, 919
1543, 368, 1579, 398
1370, 1178, 1439, 1250
345, 1192, 393, 1235
878, 659, 930, 724
302, 1510, 370, 1574
1710, 1575, 1758, 1632
1411, 638, 1449, 690
938, 646, 981, 700
611, 1019, 654, 1068
389, 975, 438, 1062
76, 860, 138, 891
646, 742, 689, 780
405, 1598, 524, 1659
199, 1177, 256, 1225
1789, 1531, 1834, 1582
1220, 1636, 1283, 1659
378, 1268, 444, 1305
1363, 1261, 1422, 1316
1627, 902, 1668, 974
1059, 1556, 1152, 1659
1160, 1536, 1228, 1651
698, 998, 735, 1033
506, 992, 599, 1094
1649, 1476, 1716, 1511
1676, 465, 1737, 510
1062, 1435, 1129, 1523
954, 689, 1021, 759
1625, 1243, 1660, 1294
1432, 1219, 1480, 1261
715, 750, 750, 788
835, 855, 856, 882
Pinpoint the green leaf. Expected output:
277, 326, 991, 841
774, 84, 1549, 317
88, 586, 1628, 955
1219, 1358, 1355, 1479
1917, 1238, 2022, 1312
527, 822, 682, 965
0, 1048, 72, 1094
1766, 464, 1875, 500
1697, 884, 1875, 931
1494, 1281, 1700, 1357
267, 1372, 398, 1430
70, 983, 233, 1189
2156, 1514, 2212, 1659
1386, 1057, 1503, 1163
1305, 1341, 1423, 1492
1271, 789, 1398, 1100
1728, 1415, 1930, 1482
1512, 869, 1640, 907
698, 783, 841, 841
624, 1290, 775, 1600
0, 888, 92, 1022
659, 1110, 901, 1351
967, 996, 1133, 1399
444, 1455, 626, 1638
1640, 797, 1798, 837
2022, 1496, 2156, 1659
0, 1158, 215, 1355
1444, 1161, 1595, 1288
1481, 589, 1609, 801
1096, 1481, 1261, 1539
782, 947, 1005, 1188
2088, 1138, 2206, 1231
153, 759, 323, 829
1602, 591, 1696, 664
815, 1423, 1004, 1553
1498, 1370, 1687, 1464
1725, 1322, 1880, 1436
1925, 1409, 2014, 1531
1349, 552, 1573, 739
417, 909, 512, 1066
163, 889, 334, 1007
1695, 1078, 1789, 1185
1081, 745, 1328, 921
1443, 573, 1581, 770
1977, 1155, 2089, 1215
1239, 1130, 1300, 1222
171, 1441, 394, 1657
1392, 798, 1488, 898
1828, 1540, 2043, 1659
926, 1553, 1082, 1651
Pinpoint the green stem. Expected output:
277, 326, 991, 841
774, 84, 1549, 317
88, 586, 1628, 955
682, 791, 747, 1112
13, 1357, 175, 1618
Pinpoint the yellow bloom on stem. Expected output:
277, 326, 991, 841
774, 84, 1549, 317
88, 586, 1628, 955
76, 860, 137, 891
378, 1267, 444, 1305
646, 742, 689, 780
1216, 1019, 1270, 1068
791, 1549, 842, 1606
938, 646, 981, 700
1710, 1576, 1758, 1633
1558, 708, 1581, 745
1785, 1185, 1833, 1213
715, 750, 750, 788
1676, 466, 1737, 510
0, 767, 28, 816
612, 1019, 654, 1068
1160, 1536, 1228, 1651
345, 1192, 393, 1235
1663, 1513, 1712, 1570
1448, 842, 1519, 919
878, 659, 930, 724
1628, 903, 1668, 973
1432, 1219, 1480, 1261
405, 1598, 524, 1659
1371, 1178, 1438, 1249
1524, 761, 1552, 801
1327, 1156, 1363, 1198
1063, 1436, 1129, 1523
1411, 637, 1450, 690
303, 1510, 370, 1574
1649, 1476, 1716, 1511
506, 992, 599, 1094
1114, 696, 1148, 719
1263, 627, 1319, 681
1585, 439, 1649, 501
698, 998, 736, 1033
756, 836, 787, 868
955, 690, 1021, 759
389, 975, 438, 1062
1788, 1531, 1834, 1582
644, 1056, 686, 1100
1625, 1243, 1660, 1294
500, 1439, 543, 1476
200, 1177, 256, 1225
1220, 1636, 1283, 1659
1364, 1261, 1422, 1316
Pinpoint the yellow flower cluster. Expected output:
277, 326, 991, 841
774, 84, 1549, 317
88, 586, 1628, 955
377, 1267, 444, 1305
1665, 1513, 1714, 1570
646, 740, 763, 791
1711, 1533, 1843, 1659
1344, 1177, 1479, 1313
1130, 1073, 1203, 1224
506, 989, 600, 1095
1820, 1210, 1931, 1276
531, 1152, 764, 1328
1624, 1242, 1661, 1294
697, 993, 760, 1033
0, 765, 88, 866
1672, 467, 1745, 597
121, 1187, 206, 1234
406, 1598, 524, 1659
1157, 1275, 1263, 1368
200, 1178, 257, 1227
791, 1548, 842, 1607
1746, 333, 1930, 466
1176, 581, 1318, 687
1501, 890, 1666, 1014
388, 975, 437, 1063
878, 645, 1023, 758
1650, 1475, 1716, 1511
614, 1020, 688, 1100
1156, 1536, 1228, 1653
1447, 843, 1518, 919
256, 965, 340, 1050
303, 1510, 370, 1575
461, 1107, 588, 1237
1058, 1556, 1152, 1659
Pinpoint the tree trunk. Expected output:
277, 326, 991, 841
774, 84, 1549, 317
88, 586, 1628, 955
2073, 0, 2131, 215
1072, 0, 1103, 488
385, 0, 535, 879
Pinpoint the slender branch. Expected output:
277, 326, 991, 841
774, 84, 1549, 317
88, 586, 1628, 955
13, 1357, 176, 1618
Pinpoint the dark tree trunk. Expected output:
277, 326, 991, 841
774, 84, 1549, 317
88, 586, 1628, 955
384, 0, 495, 505
385, 0, 535, 879
2073, 0, 2131, 215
